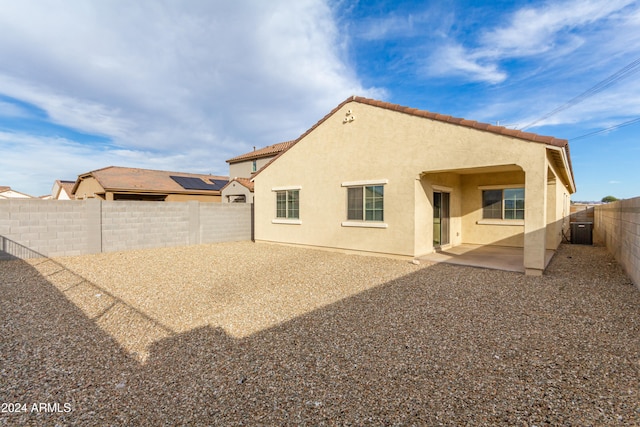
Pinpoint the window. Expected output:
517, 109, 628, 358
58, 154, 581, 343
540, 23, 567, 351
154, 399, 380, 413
347, 185, 384, 221
503, 188, 525, 219
251, 160, 257, 173
482, 188, 524, 220
276, 190, 299, 219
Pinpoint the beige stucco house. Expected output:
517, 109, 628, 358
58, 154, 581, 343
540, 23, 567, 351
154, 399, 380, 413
72, 166, 228, 202
252, 96, 576, 276
51, 180, 76, 200
222, 141, 293, 203
0, 186, 33, 199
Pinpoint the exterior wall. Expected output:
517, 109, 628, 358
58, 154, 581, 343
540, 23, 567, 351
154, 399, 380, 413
200, 203, 252, 243
545, 152, 572, 250
459, 171, 525, 247
254, 100, 553, 261
101, 201, 190, 252
0, 199, 94, 257
0, 200, 251, 258
74, 177, 106, 200
0, 190, 32, 199
593, 197, 640, 288
165, 194, 221, 202
229, 156, 274, 179
221, 181, 254, 203
74, 177, 221, 202
415, 172, 463, 255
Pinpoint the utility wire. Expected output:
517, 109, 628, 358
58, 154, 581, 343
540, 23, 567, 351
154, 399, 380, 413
521, 56, 640, 130
569, 116, 640, 141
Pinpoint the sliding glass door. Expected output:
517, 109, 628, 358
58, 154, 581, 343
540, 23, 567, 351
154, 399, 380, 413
433, 191, 450, 247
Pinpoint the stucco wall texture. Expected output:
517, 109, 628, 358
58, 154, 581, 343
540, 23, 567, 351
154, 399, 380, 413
594, 197, 640, 288
253, 100, 573, 274
0, 199, 251, 258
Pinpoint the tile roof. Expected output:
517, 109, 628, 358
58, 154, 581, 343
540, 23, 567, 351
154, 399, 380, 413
222, 177, 254, 192
251, 96, 575, 188
72, 166, 229, 195
55, 180, 76, 198
0, 186, 33, 198
226, 141, 295, 164
353, 97, 568, 147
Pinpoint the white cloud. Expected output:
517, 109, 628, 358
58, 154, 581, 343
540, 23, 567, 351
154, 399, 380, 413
480, 0, 635, 57
429, 44, 507, 84
0, 0, 380, 195
0, 99, 32, 118
426, 0, 637, 83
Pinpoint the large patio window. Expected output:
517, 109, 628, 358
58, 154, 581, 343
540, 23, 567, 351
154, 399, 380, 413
482, 188, 524, 220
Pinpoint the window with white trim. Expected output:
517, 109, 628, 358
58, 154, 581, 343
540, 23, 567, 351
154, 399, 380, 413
482, 188, 524, 220
276, 189, 299, 219
252, 160, 257, 173
347, 185, 384, 221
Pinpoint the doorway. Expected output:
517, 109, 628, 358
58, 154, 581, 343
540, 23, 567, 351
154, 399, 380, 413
433, 191, 450, 248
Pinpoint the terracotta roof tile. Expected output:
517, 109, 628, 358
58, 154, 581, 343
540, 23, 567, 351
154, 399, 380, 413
222, 177, 254, 192
226, 141, 295, 164
251, 96, 574, 187
72, 166, 228, 195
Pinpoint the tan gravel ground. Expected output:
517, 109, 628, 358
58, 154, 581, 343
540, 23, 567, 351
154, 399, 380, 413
1, 242, 639, 426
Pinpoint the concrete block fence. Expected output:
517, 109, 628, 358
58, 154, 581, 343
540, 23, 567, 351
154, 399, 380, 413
594, 197, 640, 288
0, 199, 252, 258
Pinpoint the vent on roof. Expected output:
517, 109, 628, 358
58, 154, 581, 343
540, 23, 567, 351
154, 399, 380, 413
170, 176, 224, 191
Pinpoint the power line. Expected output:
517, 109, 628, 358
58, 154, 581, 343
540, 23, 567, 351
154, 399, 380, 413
569, 116, 640, 141
521, 56, 640, 130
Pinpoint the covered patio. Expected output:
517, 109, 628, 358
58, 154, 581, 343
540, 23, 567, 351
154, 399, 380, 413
418, 244, 556, 273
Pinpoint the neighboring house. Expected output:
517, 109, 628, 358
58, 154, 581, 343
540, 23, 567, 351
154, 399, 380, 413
222, 177, 254, 203
51, 180, 76, 200
222, 141, 293, 203
72, 166, 228, 202
252, 96, 576, 276
0, 186, 33, 199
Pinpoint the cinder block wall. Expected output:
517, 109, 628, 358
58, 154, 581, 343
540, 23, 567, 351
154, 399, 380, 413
0, 200, 252, 258
594, 197, 640, 288
0, 199, 93, 257
102, 201, 191, 252
200, 203, 252, 243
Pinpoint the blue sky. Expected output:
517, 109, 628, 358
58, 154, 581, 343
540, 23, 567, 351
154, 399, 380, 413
0, 0, 638, 200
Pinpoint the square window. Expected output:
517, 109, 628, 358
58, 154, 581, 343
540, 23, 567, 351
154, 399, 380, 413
276, 190, 299, 219
347, 185, 384, 221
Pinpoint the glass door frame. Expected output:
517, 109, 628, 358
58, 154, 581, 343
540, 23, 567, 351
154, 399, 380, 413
433, 191, 450, 248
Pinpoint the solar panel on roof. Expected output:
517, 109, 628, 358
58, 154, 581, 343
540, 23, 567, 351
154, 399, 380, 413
170, 176, 220, 191
208, 179, 229, 190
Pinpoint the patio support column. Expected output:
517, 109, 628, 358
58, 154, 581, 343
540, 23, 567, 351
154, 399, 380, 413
523, 164, 548, 276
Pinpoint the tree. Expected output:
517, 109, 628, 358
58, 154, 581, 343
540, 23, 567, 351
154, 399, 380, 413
601, 195, 618, 203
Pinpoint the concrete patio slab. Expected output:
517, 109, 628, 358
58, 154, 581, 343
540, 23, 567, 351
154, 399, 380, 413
418, 244, 555, 273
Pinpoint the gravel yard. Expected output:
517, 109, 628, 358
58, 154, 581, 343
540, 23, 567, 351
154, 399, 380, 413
1, 241, 639, 425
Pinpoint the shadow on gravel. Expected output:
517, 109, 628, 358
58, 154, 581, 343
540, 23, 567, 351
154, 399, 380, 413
1, 244, 639, 425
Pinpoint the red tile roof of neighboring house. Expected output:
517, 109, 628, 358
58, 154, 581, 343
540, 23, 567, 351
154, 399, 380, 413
0, 186, 10, 193
54, 180, 76, 199
71, 166, 229, 195
251, 96, 575, 190
226, 141, 295, 164
222, 177, 254, 192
